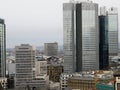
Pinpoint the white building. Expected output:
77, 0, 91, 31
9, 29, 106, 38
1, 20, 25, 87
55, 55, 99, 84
15, 44, 36, 88
35, 59, 47, 78
60, 73, 73, 90
15, 44, 49, 89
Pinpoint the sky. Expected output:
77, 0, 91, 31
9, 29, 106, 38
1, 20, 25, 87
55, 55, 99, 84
0, 0, 120, 48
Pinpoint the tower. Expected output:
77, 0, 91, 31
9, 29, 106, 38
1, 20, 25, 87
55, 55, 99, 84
63, 2, 76, 73
99, 7, 109, 70
63, 0, 99, 72
0, 19, 6, 77
107, 7, 118, 64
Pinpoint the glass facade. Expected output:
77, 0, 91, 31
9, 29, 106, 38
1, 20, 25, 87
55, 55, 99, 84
63, 3, 76, 73
107, 8, 118, 63
76, 3, 99, 71
63, 1, 99, 72
0, 19, 6, 77
99, 16, 109, 70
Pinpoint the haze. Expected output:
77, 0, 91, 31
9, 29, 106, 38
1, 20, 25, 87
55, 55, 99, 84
0, 0, 119, 48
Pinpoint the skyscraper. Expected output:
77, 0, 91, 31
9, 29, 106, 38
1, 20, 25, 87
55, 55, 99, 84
63, 2, 75, 73
63, 0, 99, 72
76, 2, 99, 72
99, 7, 109, 70
107, 7, 118, 63
0, 19, 6, 77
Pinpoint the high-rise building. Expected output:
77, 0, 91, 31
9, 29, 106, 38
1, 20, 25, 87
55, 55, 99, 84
107, 7, 118, 63
15, 44, 36, 88
44, 42, 58, 56
99, 16, 109, 70
99, 7, 109, 70
63, 2, 75, 73
15, 44, 49, 89
0, 19, 6, 77
63, 0, 99, 72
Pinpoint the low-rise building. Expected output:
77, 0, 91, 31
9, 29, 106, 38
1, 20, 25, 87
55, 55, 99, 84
47, 64, 63, 82
114, 69, 120, 90
60, 70, 114, 90
60, 73, 73, 90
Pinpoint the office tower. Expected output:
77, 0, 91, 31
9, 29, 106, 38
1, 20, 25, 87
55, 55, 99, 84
15, 44, 49, 89
0, 19, 6, 77
99, 7, 109, 70
107, 7, 118, 63
44, 42, 58, 56
15, 44, 36, 88
63, 2, 75, 73
63, 0, 99, 72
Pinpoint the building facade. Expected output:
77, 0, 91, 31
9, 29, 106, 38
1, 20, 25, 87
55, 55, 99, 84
99, 15, 109, 70
76, 1, 99, 72
60, 71, 114, 90
47, 65, 63, 82
63, 2, 76, 73
15, 44, 49, 89
15, 44, 36, 88
63, 0, 99, 72
0, 19, 6, 77
114, 69, 120, 90
44, 42, 58, 56
60, 73, 73, 90
35, 59, 47, 78
107, 7, 118, 63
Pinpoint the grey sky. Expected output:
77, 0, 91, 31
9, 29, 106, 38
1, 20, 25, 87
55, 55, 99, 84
0, 0, 119, 48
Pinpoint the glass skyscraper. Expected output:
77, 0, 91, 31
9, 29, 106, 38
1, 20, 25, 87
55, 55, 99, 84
63, 0, 99, 72
107, 7, 118, 63
99, 15, 109, 70
0, 19, 6, 77
63, 2, 76, 73
76, 2, 99, 71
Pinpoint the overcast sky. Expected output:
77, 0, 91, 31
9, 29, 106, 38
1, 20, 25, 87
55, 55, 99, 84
0, 0, 119, 48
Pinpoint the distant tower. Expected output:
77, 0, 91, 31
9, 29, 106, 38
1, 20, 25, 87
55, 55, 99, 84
0, 19, 6, 77
107, 7, 118, 64
44, 42, 58, 56
100, 6, 106, 16
63, 1, 99, 72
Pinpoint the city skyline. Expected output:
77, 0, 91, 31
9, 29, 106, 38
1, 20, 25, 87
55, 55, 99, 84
0, 0, 120, 48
